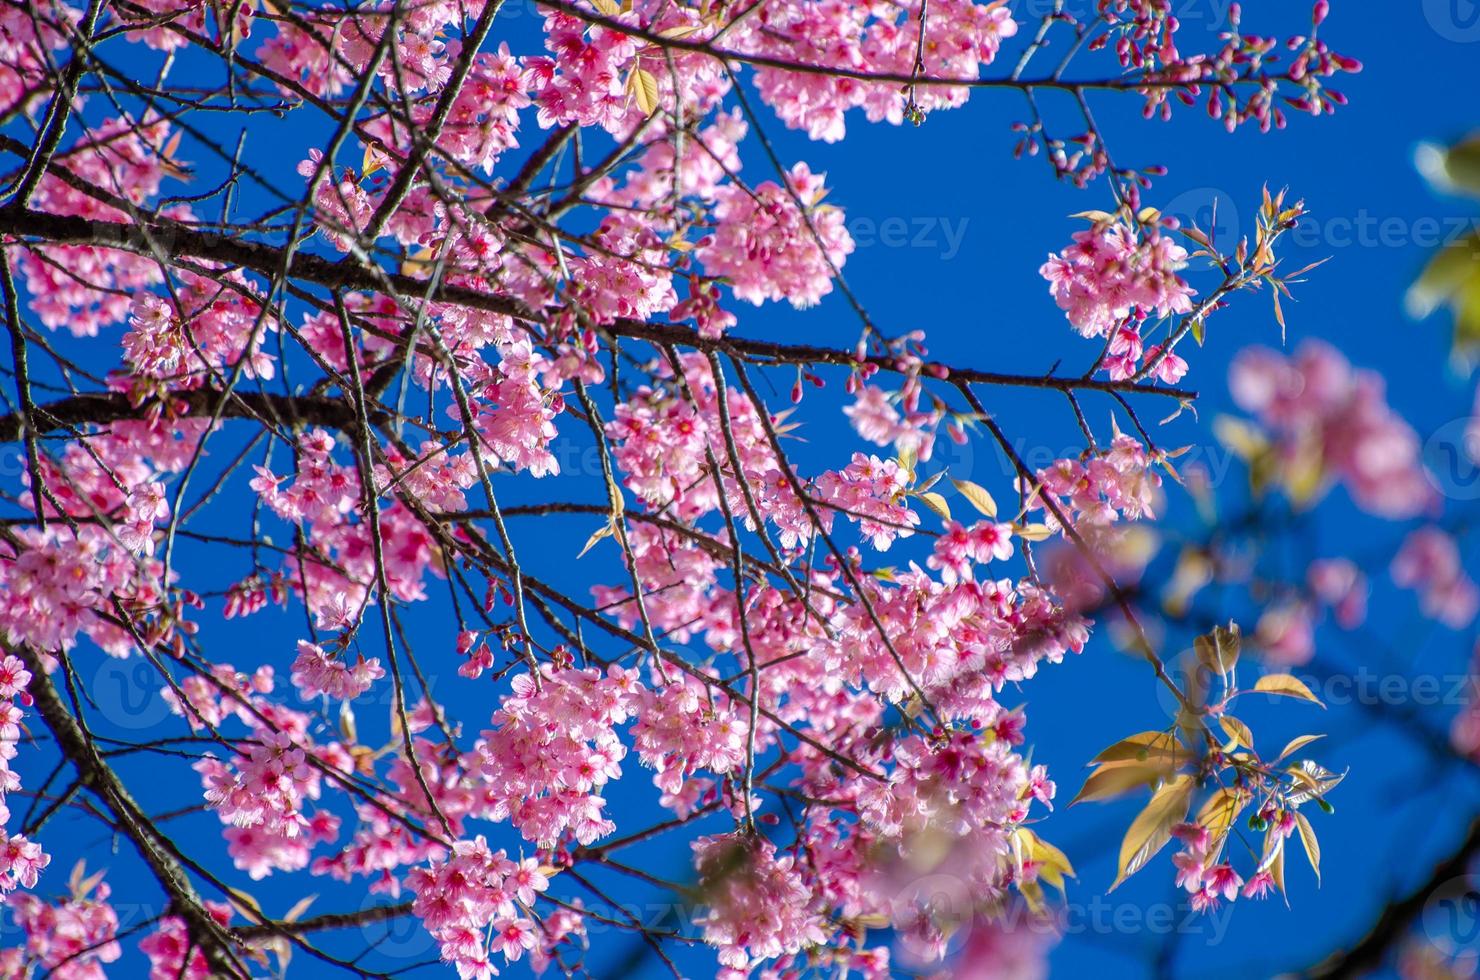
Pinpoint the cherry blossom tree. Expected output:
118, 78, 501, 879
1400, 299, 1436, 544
1, 0, 1465, 976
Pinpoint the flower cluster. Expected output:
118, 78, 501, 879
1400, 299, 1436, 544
631, 675, 749, 806
691, 833, 826, 970
737, 0, 1017, 140
407, 836, 551, 980
6, 869, 120, 979
1391, 527, 1480, 630
526, 11, 640, 133
0, 655, 48, 897
463, 665, 642, 846
1040, 223, 1195, 340
0, 0, 1382, 975
1307, 557, 1368, 630
138, 902, 236, 980
14, 114, 182, 338
698, 163, 854, 308
1229, 341, 1436, 518
1024, 433, 1164, 528
928, 520, 1016, 584
290, 640, 385, 701
844, 382, 942, 459
196, 728, 339, 879
816, 453, 921, 550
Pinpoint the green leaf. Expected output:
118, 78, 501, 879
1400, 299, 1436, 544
1408, 231, 1480, 357
1417, 136, 1480, 197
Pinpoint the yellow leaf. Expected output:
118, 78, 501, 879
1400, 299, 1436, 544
1070, 209, 1116, 223
1194, 622, 1241, 675
1163, 549, 1213, 617
338, 699, 357, 743
1270, 838, 1288, 903
897, 443, 918, 481
591, 0, 621, 15
1071, 762, 1164, 805
162, 129, 183, 164
1017, 828, 1075, 891
1090, 731, 1190, 768
1196, 787, 1249, 851
915, 491, 951, 522
1111, 774, 1193, 890
950, 478, 997, 519
1014, 522, 1054, 543
628, 68, 660, 116
401, 245, 438, 277
1254, 673, 1324, 707
225, 886, 266, 922
578, 520, 615, 558
362, 141, 390, 178
1293, 810, 1321, 883
1282, 441, 1327, 507
1275, 733, 1325, 763
1019, 876, 1046, 915
1213, 415, 1270, 462
1217, 715, 1254, 751
1415, 232, 1480, 353
1285, 760, 1345, 806
283, 894, 318, 923
1257, 825, 1284, 874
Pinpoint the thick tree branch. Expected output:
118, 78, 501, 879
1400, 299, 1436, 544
0, 389, 375, 442
0, 205, 1196, 400
9, 644, 250, 978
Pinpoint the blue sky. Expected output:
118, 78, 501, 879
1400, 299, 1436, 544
11, 2, 1480, 978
